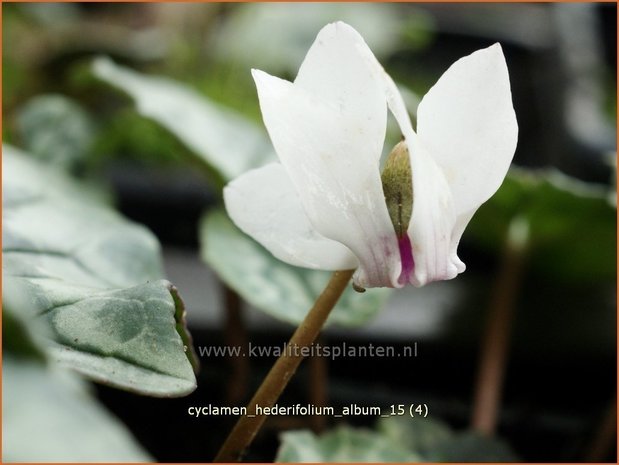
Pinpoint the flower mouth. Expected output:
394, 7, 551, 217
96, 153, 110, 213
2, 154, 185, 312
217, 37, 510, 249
397, 234, 415, 286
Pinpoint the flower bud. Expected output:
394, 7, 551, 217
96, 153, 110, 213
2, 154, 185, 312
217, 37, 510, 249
381, 141, 413, 238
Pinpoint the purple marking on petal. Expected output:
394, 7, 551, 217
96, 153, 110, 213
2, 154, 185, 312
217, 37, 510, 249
397, 234, 414, 286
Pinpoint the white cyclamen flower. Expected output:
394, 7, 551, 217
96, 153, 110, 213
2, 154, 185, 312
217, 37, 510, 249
224, 22, 518, 289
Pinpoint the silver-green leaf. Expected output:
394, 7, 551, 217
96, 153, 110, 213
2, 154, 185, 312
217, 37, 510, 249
3, 145, 197, 397
3, 358, 152, 462
276, 426, 420, 462
16, 94, 95, 169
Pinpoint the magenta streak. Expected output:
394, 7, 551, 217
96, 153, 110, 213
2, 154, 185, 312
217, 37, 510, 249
397, 234, 415, 286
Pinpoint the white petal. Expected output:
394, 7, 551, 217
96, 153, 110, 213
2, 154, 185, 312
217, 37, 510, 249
224, 163, 358, 270
252, 68, 401, 288
416, 43, 518, 216
405, 139, 461, 287
353, 37, 417, 143
294, 21, 386, 159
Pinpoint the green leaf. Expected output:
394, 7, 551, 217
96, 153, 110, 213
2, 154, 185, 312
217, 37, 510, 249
276, 417, 518, 462
92, 57, 275, 181
93, 108, 196, 166
377, 415, 452, 457
424, 432, 518, 462
276, 426, 420, 462
41, 281, 197, 396
3, 145, 197, 397
377, 415, 519, 462
3, 357, 152, 462
4, 144, 109, 208
16, 94, 95, 169
467, 168, 616, 283
200, 209, 392, 327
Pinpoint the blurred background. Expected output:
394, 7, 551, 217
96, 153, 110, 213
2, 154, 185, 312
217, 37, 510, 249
3, 2, 616, 462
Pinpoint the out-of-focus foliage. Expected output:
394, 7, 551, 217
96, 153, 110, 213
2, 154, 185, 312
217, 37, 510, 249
3, 359, 153, 462
199, 3, 431, 125
2, 6, 35, 114
377, 416, 517, 461
92, 108, 194, 166
468, 168, 616, 283
276, 416, 518, 462
277, 426, 420, 462
212, 3, 432, 74
200, 210, 392, 327
3, 145, 198, 397
92, 57, 274, 183
377, 412, 452, 455
16, 94, 95, 169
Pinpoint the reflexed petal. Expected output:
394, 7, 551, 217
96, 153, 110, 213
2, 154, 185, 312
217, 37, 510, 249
354, 39, 417, 143
416, 43, 518, 216
450, 211, 473, 274
251, 69, 401, 288
294, 21, 386, 159
224, 163, 358, 270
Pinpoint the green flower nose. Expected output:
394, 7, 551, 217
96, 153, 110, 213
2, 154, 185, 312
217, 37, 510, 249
381, 140, 413, 238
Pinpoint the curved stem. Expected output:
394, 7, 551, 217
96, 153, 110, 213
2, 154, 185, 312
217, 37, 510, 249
214, 269, 354, 462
